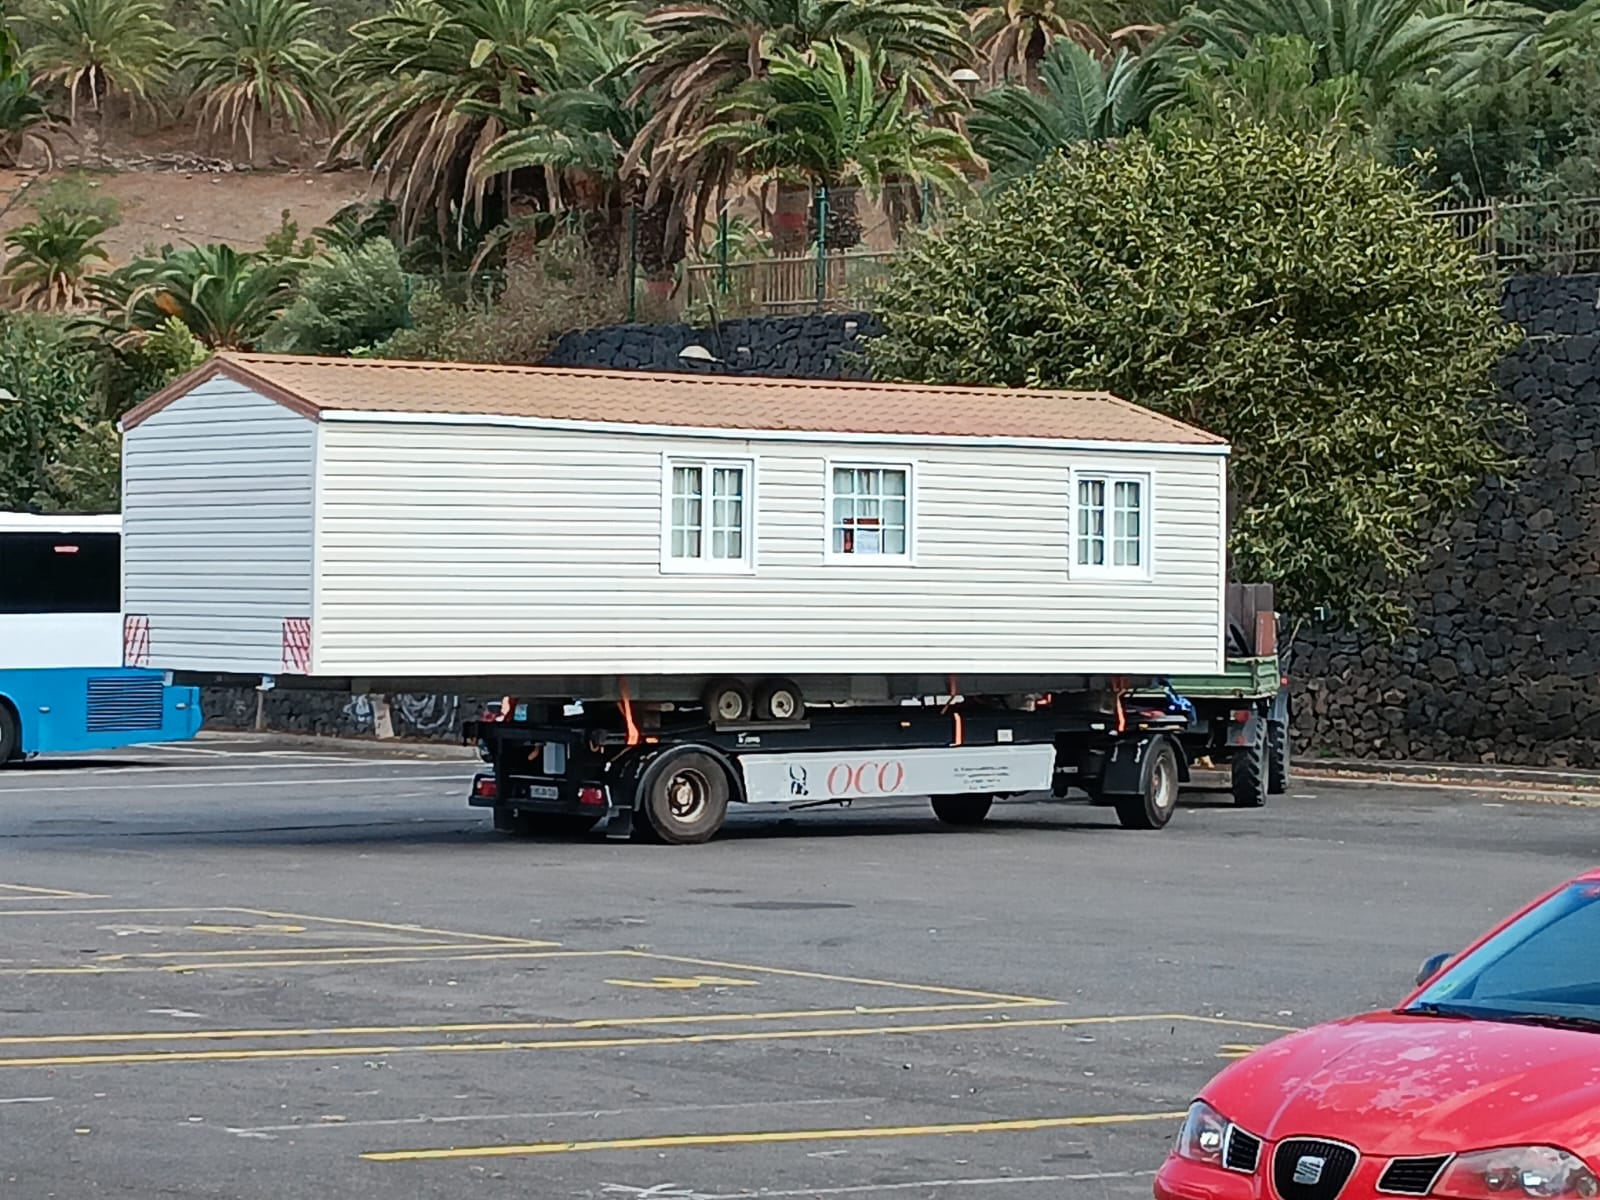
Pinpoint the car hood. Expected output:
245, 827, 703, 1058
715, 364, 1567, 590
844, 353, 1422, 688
1207, 1012, 1600, 1157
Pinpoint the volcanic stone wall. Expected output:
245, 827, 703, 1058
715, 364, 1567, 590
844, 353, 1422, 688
1289, 274, 1600, 765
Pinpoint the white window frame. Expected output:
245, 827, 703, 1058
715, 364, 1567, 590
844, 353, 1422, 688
660, 454, 756, 574
1070, 469, 1153, 579
824, 460, 916, 564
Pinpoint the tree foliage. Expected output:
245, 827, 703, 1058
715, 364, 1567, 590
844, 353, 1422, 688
264, 237, 412, 355
0, 313, 118, 512
87, 242, 304, 349
2, 211, 112, 309
22, 0, 176, 124
867, 123, 1516, 628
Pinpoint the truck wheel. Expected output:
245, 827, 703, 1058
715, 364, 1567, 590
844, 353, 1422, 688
640, 752, 729, 844
1267, 720, 1290, 795
754, 677, 804, 722
930, 794, 993, 826
0, 703, 20, 765
1231, 722, 1268, 809
702, 678, 752, 724
1114, 739, 1179, 830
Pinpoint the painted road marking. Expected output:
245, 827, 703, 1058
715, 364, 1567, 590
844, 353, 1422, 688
0, 1001, 1049, 1049
607, 975, 759, 990
0, 1013, 1289, 1070
598, 1172, 1157, 1200
626, 951, 1058, 1005
226, 1096, 882, 1138
0, 905, 546, 945
1219, 1043, 1266, 1059
0, 947, 595, 977
0, 1096, 53, 1105
362, 1110, 1189, 1162
0, 884, 103, 899
0, 772, 470, 793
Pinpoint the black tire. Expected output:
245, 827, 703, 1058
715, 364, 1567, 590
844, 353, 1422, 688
1113, 738, 1180, 830
702, 678, 753, 725
930, 794, 993, 826
0, 702, 20, 765
492, 808, 600, 837
1231, 721, 1269, 809
640, 751, 730, 844
1267, 719, 1290, 795
754, 677, 805, 722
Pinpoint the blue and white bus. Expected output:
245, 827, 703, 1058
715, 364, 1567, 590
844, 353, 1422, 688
0, 512, 202, 765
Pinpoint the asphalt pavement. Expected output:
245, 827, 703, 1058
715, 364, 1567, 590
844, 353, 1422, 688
1, 734, 1597, 1200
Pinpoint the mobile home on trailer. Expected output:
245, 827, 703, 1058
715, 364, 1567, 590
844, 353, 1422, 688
119, 353, 1231, 841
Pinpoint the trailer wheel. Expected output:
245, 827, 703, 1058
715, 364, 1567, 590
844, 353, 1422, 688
1231, 721, 1269, 809
1113, 739, 1179, 830
1267, 719, 1290, 795
702, 678, 753, 725
930, 794, 993, 826
0, 702, 20, 765
639, 751, 729, 844
754, 677, 804, 722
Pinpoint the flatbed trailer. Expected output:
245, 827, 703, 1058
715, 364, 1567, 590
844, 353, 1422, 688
465, 691, 1195, 844
1132, 585, 1290, 808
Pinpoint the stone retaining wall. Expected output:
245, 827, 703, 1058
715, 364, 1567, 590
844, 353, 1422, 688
1289, 274, 1600, 765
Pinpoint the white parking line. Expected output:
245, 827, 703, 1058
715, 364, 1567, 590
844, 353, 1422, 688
0, 773, 471, 794
598, 1172, 1157, 1199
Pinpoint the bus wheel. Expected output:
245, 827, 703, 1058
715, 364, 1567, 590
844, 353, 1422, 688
0, 703, 20, 764
930, 794, 993, 826
640, 751, 729, 845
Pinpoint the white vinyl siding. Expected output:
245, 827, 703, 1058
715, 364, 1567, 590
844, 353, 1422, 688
120, 376, 315, 673
828, 463, 911, 559
1074, 472, 1149, 577
307, 421, 1224, 678
664, 457, 751, 571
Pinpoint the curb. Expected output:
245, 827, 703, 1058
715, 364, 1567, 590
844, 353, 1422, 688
1293, 759, 1600, 795
198, 729, 478, 761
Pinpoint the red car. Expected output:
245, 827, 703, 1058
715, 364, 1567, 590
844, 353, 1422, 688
1156, 870, 1600, 1200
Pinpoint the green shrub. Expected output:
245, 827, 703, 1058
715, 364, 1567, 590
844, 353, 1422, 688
264, 237, 411, 356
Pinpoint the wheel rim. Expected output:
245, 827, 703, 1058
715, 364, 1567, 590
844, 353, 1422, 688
1151, 754, 1177, 813
714, 692, 743, 722
768, 690, 797, 720
665, 768, 710, 823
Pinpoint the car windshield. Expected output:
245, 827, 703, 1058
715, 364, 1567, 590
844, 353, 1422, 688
1403, 882, 1600, 1027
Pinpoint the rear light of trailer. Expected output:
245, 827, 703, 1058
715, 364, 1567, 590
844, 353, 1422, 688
472, 774, 497, 801
578, 785, 606, 807
1231, 709, 1252, 725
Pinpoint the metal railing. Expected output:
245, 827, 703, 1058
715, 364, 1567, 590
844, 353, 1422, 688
681, 248, 900, 315
1432, 194, 1600, 275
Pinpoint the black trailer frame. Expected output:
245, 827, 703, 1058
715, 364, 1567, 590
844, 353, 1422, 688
465, 693, 1194, 845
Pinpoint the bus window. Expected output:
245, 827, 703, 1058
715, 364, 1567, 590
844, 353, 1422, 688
0, 531, 121, 614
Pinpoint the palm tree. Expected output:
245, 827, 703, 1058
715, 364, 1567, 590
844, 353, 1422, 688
627, 0, 974, 248
968, 40, 1152, 184
962, 0, 1161, 83
22, 0, 176, 126
1170, 0, 1514, 105
0, 26, 61, 168
700, 42, 979, 248
333, 0, 593, 242
473, 11, 686, 277
86, 242, 303, 349
178, 0, 332, 163
2, 212, 111, 309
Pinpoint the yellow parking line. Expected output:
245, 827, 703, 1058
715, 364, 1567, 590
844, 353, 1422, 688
623, 950, 1059, 1005
362, 1109, 1190, 1162
1, 949, 608, 977
0, 1000, 1049, 1048
95, 943, 513, 961
0, 1012, 1224, 1070
232, 908, 545, 947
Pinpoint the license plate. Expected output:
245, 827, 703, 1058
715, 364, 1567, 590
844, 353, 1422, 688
526, 784, 559, 801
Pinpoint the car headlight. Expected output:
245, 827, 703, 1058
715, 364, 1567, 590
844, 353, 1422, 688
1174, 1100, 1229, 1166
1436, 1147, 1600, 1200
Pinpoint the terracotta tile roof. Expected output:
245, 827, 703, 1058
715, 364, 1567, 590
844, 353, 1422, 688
120, 352, 1225, 447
